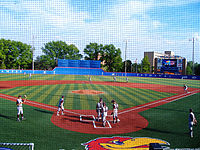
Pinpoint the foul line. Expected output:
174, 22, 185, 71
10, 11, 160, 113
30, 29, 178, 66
119, 89, 200, 115
0, 93, 83, 116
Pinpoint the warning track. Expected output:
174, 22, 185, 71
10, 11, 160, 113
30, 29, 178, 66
0, 80, 199, 134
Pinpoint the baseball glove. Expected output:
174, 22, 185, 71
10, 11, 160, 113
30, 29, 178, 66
194, 119, 197, 126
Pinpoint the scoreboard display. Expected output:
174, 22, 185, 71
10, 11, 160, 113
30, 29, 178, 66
155, 58, 186, 75
162, 59, 177, 67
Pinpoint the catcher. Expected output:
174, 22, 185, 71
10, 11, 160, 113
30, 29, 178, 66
16, 95, 27, 121
189, 108, 197, 138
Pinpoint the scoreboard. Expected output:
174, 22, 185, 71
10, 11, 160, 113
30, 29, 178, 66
155, 58, 186, 75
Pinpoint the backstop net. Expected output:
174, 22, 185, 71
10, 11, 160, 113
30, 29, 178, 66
0, 143, 34, 150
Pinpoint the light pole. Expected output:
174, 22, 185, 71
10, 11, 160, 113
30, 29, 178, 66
189, 37, 199, 75
32, 35, 35, 72
124, 40, 127, 76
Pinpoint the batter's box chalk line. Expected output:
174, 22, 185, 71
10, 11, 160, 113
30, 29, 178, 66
93, 121, 112, 129
80, 115, 96, 122
79, 115, 112, 128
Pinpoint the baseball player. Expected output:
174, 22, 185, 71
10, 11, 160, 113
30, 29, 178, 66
102, 102, 108, 127
16, 95, 27, 121
89, 76, 91, 82
126, 77, 128, 83
57, 96, 65, 116
189, 108, 197, 138
111, 100, 119, 123
184, 84, 188, 93
113, 76, 116, 82
96, 98, 103, 121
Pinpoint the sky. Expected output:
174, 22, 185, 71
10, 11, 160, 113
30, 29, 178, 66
0, 0, 199, 63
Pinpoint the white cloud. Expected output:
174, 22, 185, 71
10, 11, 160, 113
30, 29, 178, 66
0, 0, 199, 62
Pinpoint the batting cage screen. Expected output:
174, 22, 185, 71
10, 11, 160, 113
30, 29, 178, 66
0, 143, 34, 150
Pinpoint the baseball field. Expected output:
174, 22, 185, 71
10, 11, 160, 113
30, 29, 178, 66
0, 73, 200, 149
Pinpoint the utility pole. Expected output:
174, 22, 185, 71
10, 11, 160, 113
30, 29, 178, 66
189, 37, 199, 75
125, 40, 127, 76
32, 35, 35, 72
192, 37, 195, 75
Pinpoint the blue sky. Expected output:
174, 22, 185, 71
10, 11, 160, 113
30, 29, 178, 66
0, 0, 199, 63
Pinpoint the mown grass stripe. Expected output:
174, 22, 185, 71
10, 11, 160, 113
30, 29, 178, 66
78, 84, 90, 110
89, 84, 113, 109
29, 85, 54, 102
110, 86, 139, 109
72, 84, 82, 110
40, 84, 63, 105
119, 86, 152, 106
115, 86, 146, 106
84, 83, 99, 110
5, 86, 28, 97
47, 84, 67, 106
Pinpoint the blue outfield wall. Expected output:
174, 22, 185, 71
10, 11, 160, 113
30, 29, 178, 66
0, 67, 200, 80
58, 59, 101, 68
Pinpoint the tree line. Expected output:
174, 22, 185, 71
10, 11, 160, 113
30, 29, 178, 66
0, 38, 199, 75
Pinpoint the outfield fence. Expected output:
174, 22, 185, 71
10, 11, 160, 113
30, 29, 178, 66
0, 68, 200, 80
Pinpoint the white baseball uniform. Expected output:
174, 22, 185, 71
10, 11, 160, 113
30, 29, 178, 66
16, 98, 23, 115
96, 102, 103, 118
113, 103, 118, 118
102, 106, 108, 126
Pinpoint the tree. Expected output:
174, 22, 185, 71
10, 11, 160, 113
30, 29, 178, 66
0, 38, 32, 69
122, 60, 132, 72
84, 43, 103, 60
41, 41, 82, 68
34, 55, 54, 70
186, 61, 193, 75
141, 56, 150, 73
100, 44, 122, 72
194, 63, 200, 76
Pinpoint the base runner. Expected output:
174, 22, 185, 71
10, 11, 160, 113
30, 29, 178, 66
16, 95, 27, 121
111, 99, 119, 123
57, 96, 65, 116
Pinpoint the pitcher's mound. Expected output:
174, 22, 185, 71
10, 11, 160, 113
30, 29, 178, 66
72, 90, 104, 95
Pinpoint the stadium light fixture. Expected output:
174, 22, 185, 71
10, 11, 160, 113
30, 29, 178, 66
189, 36, 199, 75
32, 35, 35, 72
123, 40, 128, 76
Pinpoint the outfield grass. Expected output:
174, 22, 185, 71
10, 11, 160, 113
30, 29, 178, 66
0, 73, 200, 88
0, 84, 174, 110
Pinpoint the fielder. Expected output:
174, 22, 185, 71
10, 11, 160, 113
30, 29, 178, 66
113, 76, 116, 82
96, 98, 103, 121
102, 102, 108, 127
184, 84, 188, 93
16, 95, 27, 121
126, 77, 128, 83
111, 100, 119, 123
189, 108, 197, 138
57, 96, 65, 116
